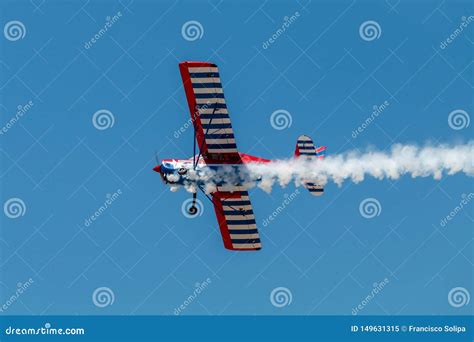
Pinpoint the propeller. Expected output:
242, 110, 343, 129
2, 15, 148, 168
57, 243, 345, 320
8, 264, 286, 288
153, 152, 161, 173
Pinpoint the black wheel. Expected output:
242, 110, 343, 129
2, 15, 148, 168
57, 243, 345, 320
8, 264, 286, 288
188, 206, 198, 215
178, 168, 187, 175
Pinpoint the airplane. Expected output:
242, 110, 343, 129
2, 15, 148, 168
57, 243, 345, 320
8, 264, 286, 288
153, 62, 326, 251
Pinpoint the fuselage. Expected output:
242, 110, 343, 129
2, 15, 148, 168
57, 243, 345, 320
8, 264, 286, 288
153, 153, 271, 187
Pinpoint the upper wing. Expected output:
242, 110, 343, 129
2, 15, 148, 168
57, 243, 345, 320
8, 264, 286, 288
211, 186, 261, 251
179, 62, 241, 163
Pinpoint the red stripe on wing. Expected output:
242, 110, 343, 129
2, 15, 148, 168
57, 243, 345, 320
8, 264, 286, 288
179, 62, 210, 156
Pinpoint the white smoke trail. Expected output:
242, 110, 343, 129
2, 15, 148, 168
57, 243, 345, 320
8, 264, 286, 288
180, 142, 474, 193
250, 142, 474, 192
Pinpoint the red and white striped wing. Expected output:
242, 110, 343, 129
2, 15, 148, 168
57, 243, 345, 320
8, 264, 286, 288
179, 62, 241, 163
212, 187, 261, 251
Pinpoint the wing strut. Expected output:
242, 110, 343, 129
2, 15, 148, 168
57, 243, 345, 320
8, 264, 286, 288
197, 185, 241, 215
193, 126, 197, 168
194, 102, 218, 170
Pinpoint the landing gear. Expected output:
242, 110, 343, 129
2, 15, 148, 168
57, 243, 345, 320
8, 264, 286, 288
188, 192, 199, 216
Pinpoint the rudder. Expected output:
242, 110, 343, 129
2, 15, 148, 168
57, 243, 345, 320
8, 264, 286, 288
294, 135, 326, 196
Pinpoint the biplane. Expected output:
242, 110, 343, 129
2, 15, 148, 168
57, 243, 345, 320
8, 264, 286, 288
153, 62, 326, 251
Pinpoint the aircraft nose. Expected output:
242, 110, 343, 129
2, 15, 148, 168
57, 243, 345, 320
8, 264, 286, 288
153, 165, 161, 173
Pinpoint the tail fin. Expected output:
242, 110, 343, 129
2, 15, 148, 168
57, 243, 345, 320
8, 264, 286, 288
294, 135, 326, 196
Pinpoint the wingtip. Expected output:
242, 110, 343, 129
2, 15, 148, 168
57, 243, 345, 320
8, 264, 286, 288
179, 61, 217, 67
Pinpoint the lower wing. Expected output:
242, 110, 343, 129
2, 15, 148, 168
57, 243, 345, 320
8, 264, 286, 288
211, 186, 261, 251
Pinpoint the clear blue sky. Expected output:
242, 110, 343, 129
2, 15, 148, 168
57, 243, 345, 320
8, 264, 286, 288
0, 0, 472, 316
